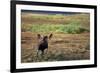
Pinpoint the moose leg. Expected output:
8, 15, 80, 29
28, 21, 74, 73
37, 50, 39, 57
45, 48, 48, 54
41, 50, 45, 58
42, 50, 44, 55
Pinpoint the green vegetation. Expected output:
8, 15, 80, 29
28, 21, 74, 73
60, 21, 89, 34
21, 13, 90, 34
22, 22, 89, 34
21, 13, 90, 63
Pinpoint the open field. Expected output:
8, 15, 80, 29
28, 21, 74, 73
21, 12, 90, 63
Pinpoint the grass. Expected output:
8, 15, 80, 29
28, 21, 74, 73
21, 46, 90, 63
21, 14, 90, 34
21, 13, 90, 63
22, 13, 90, 26
22, 22, 89, 34
21, 33, 90, 63
60, 21, 89, 34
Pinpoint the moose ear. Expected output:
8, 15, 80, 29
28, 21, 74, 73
49, 34, 53, 39
37, 34, 41, 39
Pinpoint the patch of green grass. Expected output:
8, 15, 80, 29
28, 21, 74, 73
21, 13, 90, 34
22, 21, 89, 34
60, 21, 89, 34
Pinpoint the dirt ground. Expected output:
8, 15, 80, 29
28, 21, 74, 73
21, 32, 90, 63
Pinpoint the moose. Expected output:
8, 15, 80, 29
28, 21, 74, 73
37, 34, 53, 56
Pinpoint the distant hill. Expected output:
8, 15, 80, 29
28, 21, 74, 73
21, 10, 88, 15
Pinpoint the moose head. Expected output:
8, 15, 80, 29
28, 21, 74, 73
37, 34, 53, 56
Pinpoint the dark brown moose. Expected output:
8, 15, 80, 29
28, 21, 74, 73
37, 34, 53, 56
